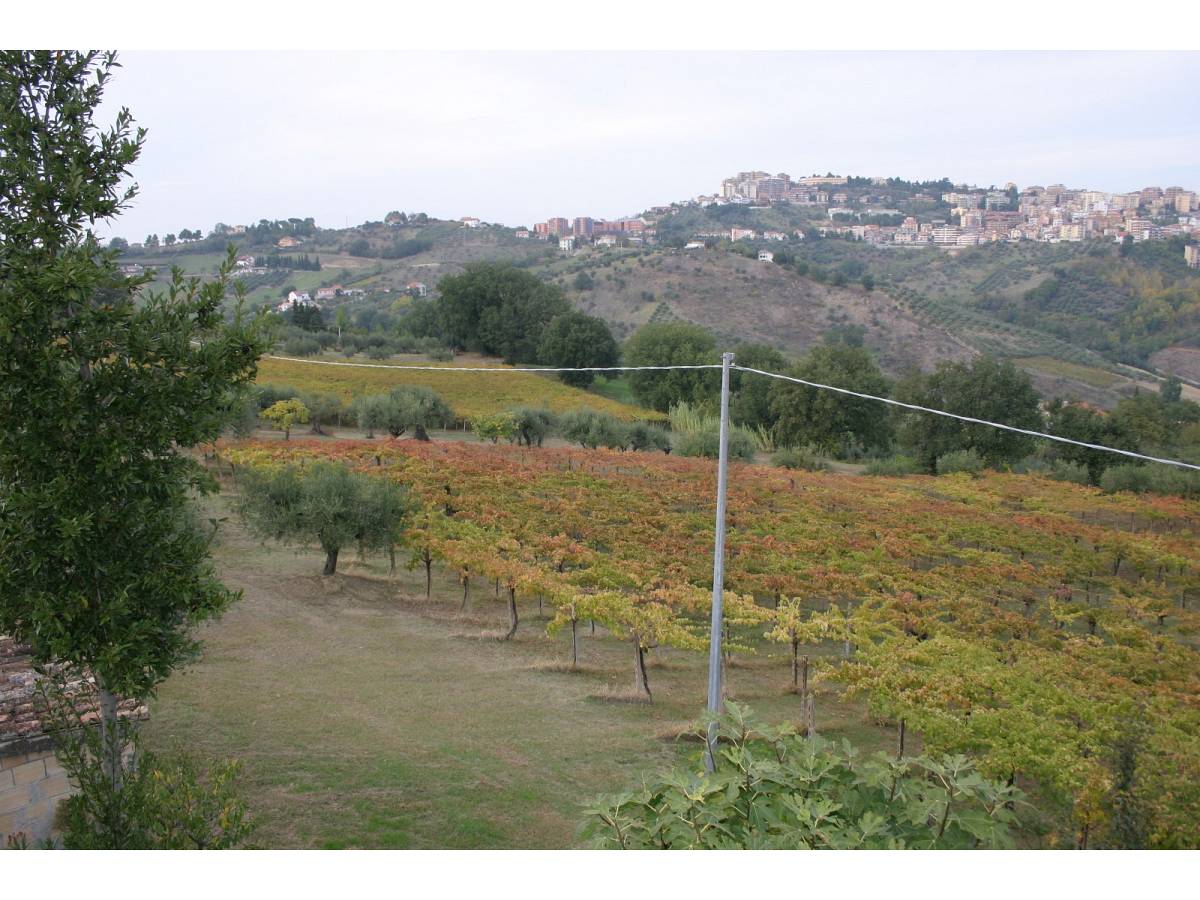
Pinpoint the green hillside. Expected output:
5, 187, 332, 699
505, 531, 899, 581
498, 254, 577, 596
121, 213, 1200, 409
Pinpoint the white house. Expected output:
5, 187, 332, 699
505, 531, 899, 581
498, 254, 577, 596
287, 290, 311, 304
406, 281, 428, 298
757, 250, 774, 262
460, 216, 481, 228
558, 237, 575, 252
596, 235, 617, 247
730, 227, 756, 241
684, 241, 705, 250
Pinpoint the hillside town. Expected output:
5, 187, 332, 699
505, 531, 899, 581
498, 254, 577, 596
687, 170, 1200, 251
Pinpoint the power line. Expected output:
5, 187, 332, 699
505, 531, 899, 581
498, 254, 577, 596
734, 364, 1200, 473
260, 353, 1200, 472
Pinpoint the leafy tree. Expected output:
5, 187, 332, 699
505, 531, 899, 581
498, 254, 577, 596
356, 386, 453, 440
262, 398, 309, 439
1045, 400, 1140, 484
559, 409, 631, 450
353, 393, 389, 438
893, 357, 1041, 472
236, 462, 415, 575
301, 392, 343, 436
0, 50, 269, 756
437, 262, 570, 363
770, 341, 892, 454
472, 412, 517, 444
1161, 377, 1183, 404
108, 236, 129, 251
537, 311, 619, 387
623, 323, 720, 412
729, 343, 788, 430
509, 407, 557, 447
164, 232, 176, 246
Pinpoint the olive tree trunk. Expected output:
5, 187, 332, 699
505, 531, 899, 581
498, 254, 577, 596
323, 547, 339, 576
633, 636, 651, 699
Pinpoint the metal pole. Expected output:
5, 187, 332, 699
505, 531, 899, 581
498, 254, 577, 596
704, 351, 734, 772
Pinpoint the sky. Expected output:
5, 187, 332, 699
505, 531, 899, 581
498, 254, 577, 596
97, 51, 1200, 240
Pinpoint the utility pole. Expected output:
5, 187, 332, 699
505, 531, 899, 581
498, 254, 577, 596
704, 351, 735, 772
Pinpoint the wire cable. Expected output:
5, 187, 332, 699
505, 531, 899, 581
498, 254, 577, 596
733, 364, 1200, 472
258, 353, 1200, 472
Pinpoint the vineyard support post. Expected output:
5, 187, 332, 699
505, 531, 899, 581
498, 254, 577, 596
705, 351, 735, 772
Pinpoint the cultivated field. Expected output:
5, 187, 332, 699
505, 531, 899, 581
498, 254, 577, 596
256, 354, 662, 422
188, 436, 1200, 847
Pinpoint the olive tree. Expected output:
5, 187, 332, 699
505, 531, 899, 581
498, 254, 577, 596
236, 462, 416, 575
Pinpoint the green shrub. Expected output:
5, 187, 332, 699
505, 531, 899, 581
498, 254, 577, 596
581, 703, 1022, 849
627, 421, 672, 454
366, 343, 393, 360
1101, 464, 1200, 497
772, 447, 829, 471
1047, 460, 1092, 485
509, 407, 557, 447
675, 426, 756, 461
559, 409, 631, 450
255, 383, 300, 410
472, 412, 516, 444
864, 454, 920, 476
936, 449, 985, 476
282, 336, 320, 357
40, 678, 252, 850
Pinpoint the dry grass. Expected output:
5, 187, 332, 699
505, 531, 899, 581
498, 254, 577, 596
586, 686, 655, 705
142, 490, 895, 849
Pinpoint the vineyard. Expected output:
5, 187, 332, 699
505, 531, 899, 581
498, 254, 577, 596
256, 355, 659, 422
223, 436, 1200, 848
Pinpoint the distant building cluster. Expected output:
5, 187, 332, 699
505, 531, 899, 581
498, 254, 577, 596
710, 171, 849, 205
688, 171, 1200, 249
526, 215, 650, 249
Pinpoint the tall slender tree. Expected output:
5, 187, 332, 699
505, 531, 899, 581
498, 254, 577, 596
0, 53, 269, 766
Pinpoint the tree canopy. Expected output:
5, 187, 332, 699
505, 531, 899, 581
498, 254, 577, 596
436, 262, 570, 363
623, 323, 720, 412
893, 357, 1042, 472
0, 51, 269, 701
537, 311, 619, 387
769, 341, 891, 454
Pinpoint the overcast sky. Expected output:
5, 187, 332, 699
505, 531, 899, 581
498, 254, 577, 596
97, 51, 1200, 240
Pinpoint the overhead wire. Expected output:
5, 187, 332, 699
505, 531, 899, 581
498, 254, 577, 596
261, 354, 1200, 472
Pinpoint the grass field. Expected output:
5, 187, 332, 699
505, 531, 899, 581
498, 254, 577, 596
1013, 356, 1123, 389
256, 354, 662, 421
143, 488, 883, 849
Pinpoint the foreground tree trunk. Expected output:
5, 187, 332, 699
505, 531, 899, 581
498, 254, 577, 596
323, 547, 339, 576
502, 587, 519, 640
570, 617, 578, 668
414, 423, 431, 441
633, 635, 651, 699
424, 556, 432, 599
898, 717, 906, 758
97, 679, 124, 791
460, 575, 471, 612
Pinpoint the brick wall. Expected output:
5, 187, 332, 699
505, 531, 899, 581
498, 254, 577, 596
0, 748, 72, 846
